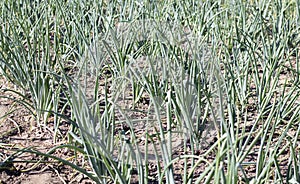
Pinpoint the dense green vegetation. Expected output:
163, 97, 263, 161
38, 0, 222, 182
1, 0, 300, 183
